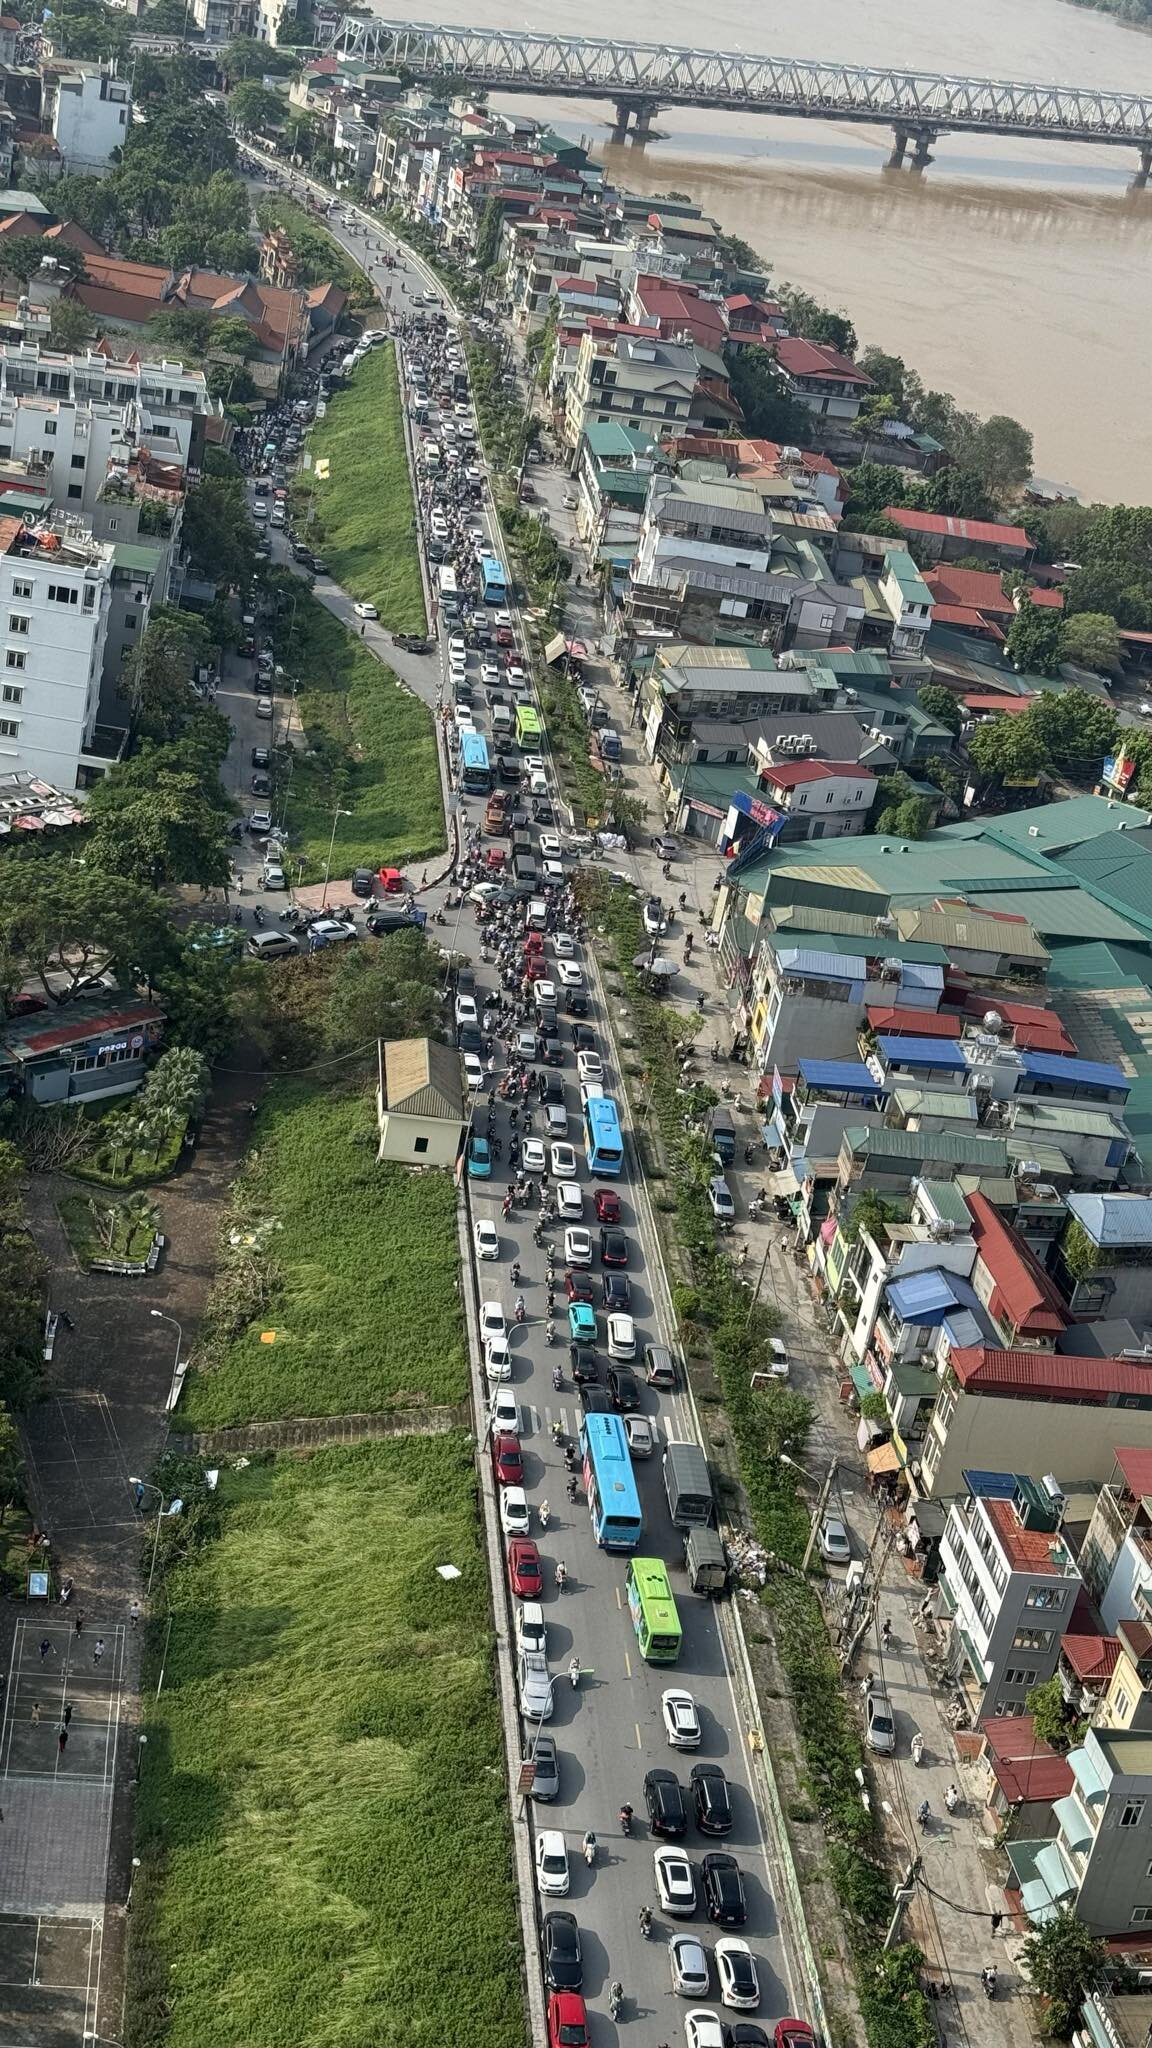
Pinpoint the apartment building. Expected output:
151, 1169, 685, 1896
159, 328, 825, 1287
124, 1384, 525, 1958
565, 330, 698, 450
45, 66, 130, 173
752, 757, 876, 842
0, 511, 114, 789
1080, 1450, 1152, 1634
919, 1347, 1152, 1499
938, 1475, 1082, 1722
1057, 1194, 1152, 1324
1012, 1727, 1152, 1934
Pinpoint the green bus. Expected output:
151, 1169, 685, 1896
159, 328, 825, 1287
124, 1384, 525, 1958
625, 1556, 683, 1663
515, 703, 543, 748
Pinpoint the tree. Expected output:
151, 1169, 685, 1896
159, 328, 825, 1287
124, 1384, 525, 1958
221, 34, 299, 79
321, 930, 444, 1052
857, 346, 913, 412
921, 466, 995, 521
474, 195, 504, 272
1022, 1909, 1106, 2038
82, 743, 232, 891
0, 1400, 22, 1518
1026, 1675, 1086, 1752
969, 414, 1034, 501
0, 235, 87, 287
45, 0, 132, 60
779, 287, 856, 355
841, 460, 920, 529
0, 1139, 47, 1409
148, 929, 239, 1059
723, 344, 811, 447
967, 712, 1049, 785
1005, 598, 1065, 677
1061, 611, 1122, 673
182, 476, 255, 587
916, 684, 962, 733
841, 1190, 898, 1244
48, 300, 95, 352
924, 754, 964, 806
228, 81, 287, 133
0, 857, 169, 1003
1029, 687, 1119, 778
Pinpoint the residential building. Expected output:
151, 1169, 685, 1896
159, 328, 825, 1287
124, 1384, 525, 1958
0, 993, 165, 1105
980, 1714, 1074, 1839
880, 505, 1034, 568
937, 1474, 1082, 1722
965, 1189, 1069, 1348
45, 66, 130, 173
1095, 1620, 1152, 1735
1058, 1194, 1152, 1324
1080, 1451, 1152, 1633
1011, 1726, 1152, 1934
751, 756, 876, 841
0, 510, 115, 789
375, 1037, 465, 1167
639, 644, 819, 763
769, 337, 874, 422
724, 291, 790, 350
571, 418, 658, 568
0, 343, 219, 475
60, 255, 318, 382
920, 1349, 1152, 1500
878, 548, 934, 656
565, 329, 698, 451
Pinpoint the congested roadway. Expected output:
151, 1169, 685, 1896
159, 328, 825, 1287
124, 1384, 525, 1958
234, 154, 812, 2048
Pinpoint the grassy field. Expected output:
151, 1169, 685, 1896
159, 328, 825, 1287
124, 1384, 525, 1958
298, 345, 427, 636
278, 583, 443, 875
129, 1439, 524, 2048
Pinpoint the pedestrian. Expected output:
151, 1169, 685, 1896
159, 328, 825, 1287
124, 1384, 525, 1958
129, 1600, 141, 1629
74, 1612, 84, 1636
57, 1727, 68, 1756
63, 1703, 72, 1727
93, 1638, 104, 1665
31, 1702, 39, 1725
39, 1638, 52, 1661
59, 1310, 74, 1331
991, 1910, 1003, 1935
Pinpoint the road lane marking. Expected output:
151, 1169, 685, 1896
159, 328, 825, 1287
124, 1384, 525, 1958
635, 1721, 642, 1749
615, 1585, 622, 1609
624, 1651, 632, 1679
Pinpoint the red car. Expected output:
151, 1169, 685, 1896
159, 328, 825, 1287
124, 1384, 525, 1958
594, 1188, 621, 1224
377, 866, 404, 894
566, 1272, 595, 1304
774, 2024, 817, 2048
507, 1537, 543, 1598
525, 956, 548, 982
495, 625, 514, 646
524, 931, 545, 955
492, 1433, 523, 1487
548, 1992, 589, 2048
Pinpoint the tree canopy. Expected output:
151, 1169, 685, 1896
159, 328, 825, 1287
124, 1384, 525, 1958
966, 711, 1049, 785
1005, 598, 1065, 677
722, 344, 811, 447
1061, 610, 1122, 673
1022, 1909, 1106, 2039
83, 741, 232, 891
916, 684, 962, 734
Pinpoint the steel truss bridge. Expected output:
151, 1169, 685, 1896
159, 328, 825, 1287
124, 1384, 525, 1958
326, 17, 1152, 171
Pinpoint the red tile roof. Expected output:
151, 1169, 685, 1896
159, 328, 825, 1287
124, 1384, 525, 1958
962, 997, 1076, 1056
1030, 585, 1065, 608
882, 507, 1032, 549
966, 1191, 1068, 1336
1061, 1634, 1120, 1684
1115, 1447, 1152, 1499
866, 1006, 961, 1038
984, 1495, 1068, 1574
774, 337, 873, 386
982, 1715, 1074, 1806
1118, 1618, 1152, 1661
926, 565, 1016, 615
963, 693, 1034, 715
758, 759, 874, 790
1, 1000, 164, 1060
950, 1345, 1149, 1400
933, 604, 1006, 638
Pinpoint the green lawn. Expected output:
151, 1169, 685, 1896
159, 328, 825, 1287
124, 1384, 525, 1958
128, 1439, 524, 2048
277, 584, 444, 875
182, 1082, 467, 1428
299, 345, 427, 636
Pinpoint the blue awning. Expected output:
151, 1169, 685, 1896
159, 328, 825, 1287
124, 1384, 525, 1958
1021, 1050, 1128, 1090
886, 1270, 961, 1322
878, 1035, 968, 1071
798, 1059, 885, 1094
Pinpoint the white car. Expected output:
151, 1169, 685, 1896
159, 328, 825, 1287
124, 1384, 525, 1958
480, 662, 501, 685
707, 1177, 735, 1222
353, 601, 378, 620
556, 962, 583, 989
484, 1337, 512, 1383
516, 1600, 546, 1655
500, 1486, 530, 1536
684, 2012, 725, 2048
490, 1386, 520, 1435
453, 706, 474, 732
715, 1939, 759, 2011
577, 1051, 603, 1083
564, 1227, 593, 1268
662, 1688, 702, 1750
536, 1830, 569, 1896
669, 1935, 711, 1998
545, 1104, 568, 1137
474, 1219, 500, 1261
553, 931, 575, 957
538, 833, 562, 859
448, 635, 467, 659
309, 918, 357, 945
522, 1138, 547, 1174
551, 1143, 577, 1179
493, 608, 512, 626
523, 754, 545, 774
463, 1052, 485, 1091
607, 1312, 636, 1360
470, 882, 505, 904
455, 994, 478, 1027
533, 980, 557, 1006
654, 1845, 695, 1917
479, 1301, 506, 1344
555, 1182, 582, 1220
518, 1648, 554, 1720
507, 663, 527, 686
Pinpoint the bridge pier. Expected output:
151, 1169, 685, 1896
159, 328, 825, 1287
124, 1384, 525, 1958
1134, 144, 1152, 188
611, 97, 633, 142
887, 125, 910, 168
910, 127, 937, 169
631, 98, 659, 143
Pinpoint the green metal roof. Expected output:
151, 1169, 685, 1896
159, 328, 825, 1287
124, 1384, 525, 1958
891, 1085, 979, 1121
1013, 1100, 1129, 1139
842, 1125, 1008, 1169
582, 419, 656, 460
1045, 941, 1151, 991
770, 903, 899, 940
1004, 1135, 1072, 1176
884, 548, 933, 606
735, 830, 1046, 903
938, 794, 1152, 856
666, 761, 759, 805
966, 885, 1146, 943
756, 929, 949, 965
112, 542, 164, 573
915, 1178, 974, 1227
888, 1359, 940, 1399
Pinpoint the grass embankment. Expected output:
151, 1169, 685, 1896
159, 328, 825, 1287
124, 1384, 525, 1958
293, 346, 426, 636
128, 1438, 523, 2048
254, 194, 375, 312
272, 579, 443, 875
182, 1081, 466, 1428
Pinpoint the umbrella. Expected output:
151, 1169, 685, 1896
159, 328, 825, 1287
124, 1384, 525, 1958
633, 953, 678, 978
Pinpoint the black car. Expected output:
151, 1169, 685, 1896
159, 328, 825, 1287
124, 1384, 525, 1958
602, 1271, 631, 1310
691, 1763, 733, 1836
511, 808, 531, 833
499, 755, 520, 784
367, 909, 421, 936
251, 771, 272, 797
569, 1343, 599, 1385
542, 1910, 582, 1991
572, 1025, 596, 1052
702, 1852, 746, 1925
533, 800, 554, 825
541, 1074, 564, 1107
542, 1037, 565, 1067
351, 867, 375, 897
580, 1385, 613, 1415
600, 1228, 629, 1268
251, 745, 271, 770
607, 1364, 641, 1414
724, 2029, 770, 2048
568, 990, 590, 1018
456, 966, 476, 997
536, 1007, 559, 1039
644, 1768, 687, 1839
458, 1024, 482, 1053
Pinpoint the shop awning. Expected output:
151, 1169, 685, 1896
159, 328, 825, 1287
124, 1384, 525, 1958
867, 1441, 901, 1475
544, 632, 567, 663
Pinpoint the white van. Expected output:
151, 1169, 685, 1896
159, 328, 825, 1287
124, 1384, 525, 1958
491, 703, 514, 738
526, 896, 548, 931
423, 442, 442, 471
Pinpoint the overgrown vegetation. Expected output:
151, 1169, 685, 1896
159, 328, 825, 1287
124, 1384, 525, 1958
255, 193, 375, 311
291, 346, 426, 635
0, 1139, 48, 1411
57, 1188, 158, 1266
127, 1438, 522, 2048
182, 1080, 466, 1427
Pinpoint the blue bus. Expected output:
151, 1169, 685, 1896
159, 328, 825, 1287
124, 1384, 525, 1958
478, 553, 508, 605
459, 730, 492, 794
583, 1093, 624, 1177
580, 1413, 643, 1550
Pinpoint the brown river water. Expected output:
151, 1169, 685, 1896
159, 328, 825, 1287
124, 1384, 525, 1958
391, 0, 1152, 500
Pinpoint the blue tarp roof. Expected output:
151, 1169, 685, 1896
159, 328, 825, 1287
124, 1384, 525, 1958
961, 1469, 1021, 1499
1020, 1050, 1129, 1090
776, 947, 863, 984
898, 962, 945, 992
878, 1035, 969, 1071
797, 1059, 884, 1093
886, 1269, 963, 1322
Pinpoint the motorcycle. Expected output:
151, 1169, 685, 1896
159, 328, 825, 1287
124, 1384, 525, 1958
582, 1832, 596, 1866
252, 904, 266, 927
551, 1363, 562, 1388
608, 1984, 623, 2021
981, 1968, 997, 2001
910, 1733, 924, 1766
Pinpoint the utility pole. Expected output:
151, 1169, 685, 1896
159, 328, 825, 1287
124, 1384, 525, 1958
800, 1455, 839, 1573
884, 1856, 921, 1950
840, 1521, 896, 1676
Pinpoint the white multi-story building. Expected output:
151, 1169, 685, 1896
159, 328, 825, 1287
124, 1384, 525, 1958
47, 67, 131, 173
0, 514, 114, 790
937, 1475, 1082, 1722
0, 345, 217, 478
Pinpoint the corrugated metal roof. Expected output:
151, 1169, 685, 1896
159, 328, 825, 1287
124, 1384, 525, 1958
886, 1269, 962, 1321
758, 930, 949, 965
1012, 1101, 1128, 1138
843, 1125, 1008, 1168
867, 1006, 960, 1038
771, 902, 894, 938
892, 1085, 978, 1121
895, 906, 1050, 960
952, 1343, 1152, 1401
776, 947, 864, 982
878, 1035, 969, 1070
383, 1037, 463, 1118
916, 1178, 975, 1227
797, 1059, 880, 1091
1066, 1192, 1152, 1247
968, 887, 1145, 943
1004, 1136, 1072, 1175
899, 962, 946, 992
1020, 1050, 1128, 1090
966, 1190, 1068, 1334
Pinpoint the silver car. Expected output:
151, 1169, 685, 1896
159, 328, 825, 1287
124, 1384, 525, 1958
518, 1649, 553, 1721
669, 1933, 711, 1998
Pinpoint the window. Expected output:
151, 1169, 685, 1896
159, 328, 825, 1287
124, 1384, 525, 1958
47, 585, 78, 606
106, 519, 117, 532
825, 789, 835, 803
2, 685, 23, 705
0, 717, 18, 739
798, 793, 808, 807
83, 586, 95, 611
72, 1043, 136, 1074
413, 1136, 429, 1155
5, 651, 25, 672
43, 421, 56, 438
1013, 1628, 1053, 1652
1115, 1689, 1133, 1721
1121, 1799, 1146, 1829
1002, 1668, 1035, 1688
67, 485, 82, 501
1026, 1587, 1066, 1610
70, 454, 85, 470
1132, 1907, 1152, 1925
11, 580, 32, 599
8, 615, 27, 635
124, 612, 137, 630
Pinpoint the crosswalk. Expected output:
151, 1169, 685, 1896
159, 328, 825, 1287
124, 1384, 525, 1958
521, 1394, 699, 1444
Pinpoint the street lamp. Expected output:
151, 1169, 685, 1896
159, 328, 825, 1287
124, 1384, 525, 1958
321, 805, 352, 908
150, 1309, 183, 1412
